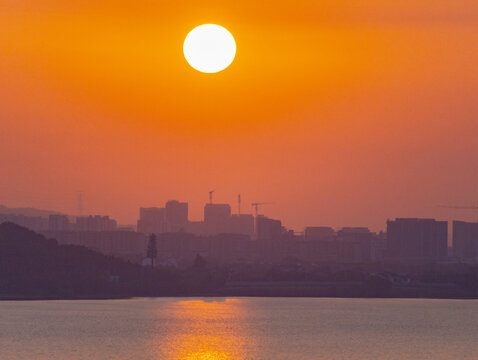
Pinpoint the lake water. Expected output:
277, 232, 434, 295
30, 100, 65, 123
1, 297, 477, 359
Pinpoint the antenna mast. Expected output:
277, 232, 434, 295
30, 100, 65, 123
77, 190, 84, 216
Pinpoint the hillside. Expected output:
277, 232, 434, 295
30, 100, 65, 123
0, 223, 163, 299
0, 204, 64, 218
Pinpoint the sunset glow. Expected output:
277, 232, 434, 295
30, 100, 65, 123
0, 1, 477, 230
158, 299, 250, 359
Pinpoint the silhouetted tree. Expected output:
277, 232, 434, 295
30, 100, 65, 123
146, 234, 157, 268
193, 253, 206, 269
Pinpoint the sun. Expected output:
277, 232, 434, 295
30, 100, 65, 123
183, 24, 236, 73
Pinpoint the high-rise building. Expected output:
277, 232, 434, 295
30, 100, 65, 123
204, 203, 231, 234
229, 214, 254, 237
256, 215, 282, 240
387, 218, 447, 261
304, 226, 335, 241
76, 215, 117, 232
184, 221, 207, 236
165, 200, 188, 232
371, 231, 387, 262
48, 214, 70, 232
303, 226, 338, 262
137, 207, 166, 234
0, 214, 49, 232
453, 221, 478, 262
337, 227, 374, 263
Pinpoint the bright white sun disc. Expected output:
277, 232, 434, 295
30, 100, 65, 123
183, 24, 236, 73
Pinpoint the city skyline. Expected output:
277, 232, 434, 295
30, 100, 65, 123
6, 204, 478, 266
7, 196, 478, 268
4, 195, 478, 234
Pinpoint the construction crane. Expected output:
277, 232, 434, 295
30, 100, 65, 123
77, 190, 84, 217
208, 190, 215, 204
437, 205, 478, 210
251, 202, 274, 217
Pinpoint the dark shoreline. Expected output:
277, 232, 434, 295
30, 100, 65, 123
2, 223, 477, 302
3, 288, 478, 301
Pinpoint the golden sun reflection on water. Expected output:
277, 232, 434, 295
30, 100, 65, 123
157, 299, 253, 360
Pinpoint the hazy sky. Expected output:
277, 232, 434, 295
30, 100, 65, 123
1, 1, 477, 231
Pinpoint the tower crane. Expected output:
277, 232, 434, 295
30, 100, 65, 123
437, 205, 478, 210
251, 202, 274, 217
77, 190, 84, 217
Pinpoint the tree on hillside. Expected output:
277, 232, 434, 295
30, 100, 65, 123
193, 253, 206, 269
146, 234, 158, 268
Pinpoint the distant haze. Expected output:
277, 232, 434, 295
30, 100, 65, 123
1, 1, 478, 231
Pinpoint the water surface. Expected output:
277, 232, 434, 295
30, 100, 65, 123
1, 297, 477, 359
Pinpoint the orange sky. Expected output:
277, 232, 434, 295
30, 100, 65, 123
1, 1, 477, 231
